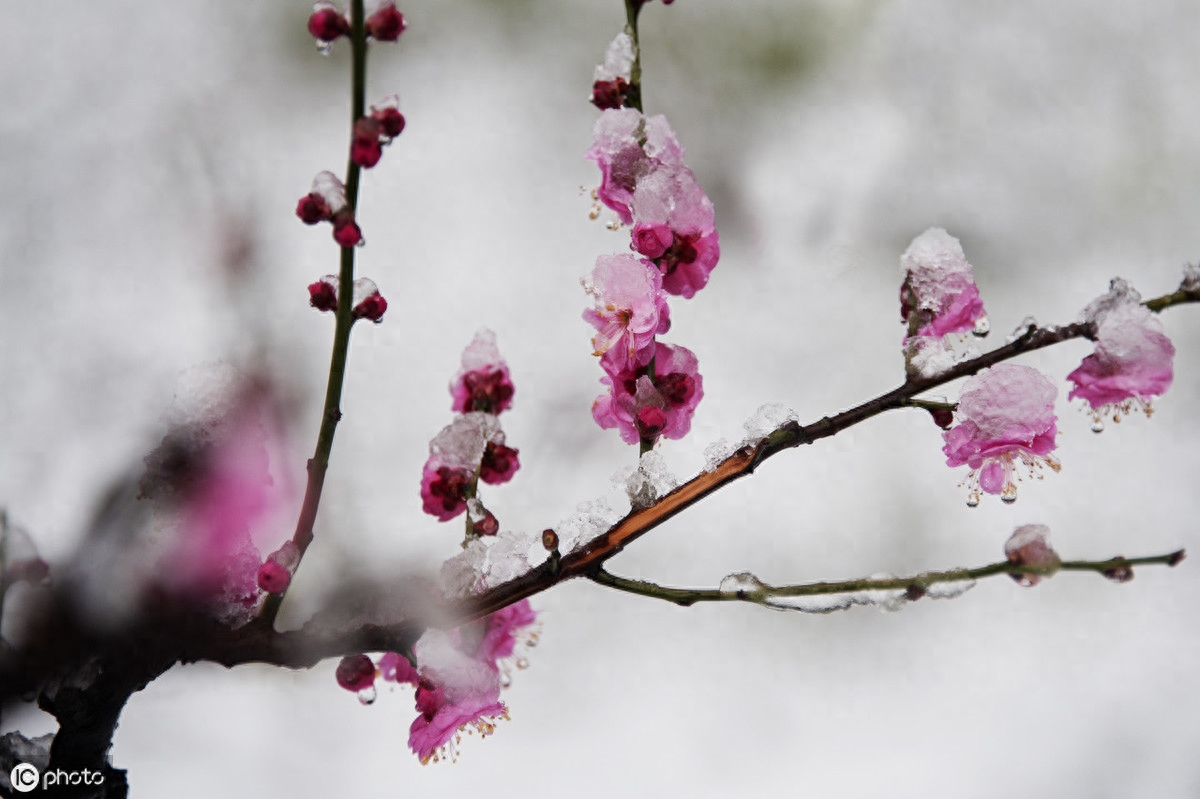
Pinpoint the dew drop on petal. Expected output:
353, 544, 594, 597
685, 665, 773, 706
1000, 483, 1018, 504
1091, 417, 1105, 433
357, 686, 377, 705
965, 492, 980, 508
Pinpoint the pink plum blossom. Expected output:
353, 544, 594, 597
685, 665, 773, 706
899, 228, 988, 377
629, 165, 720, 298
900, 228, 988, 339
475, 599, 538, 665
406, 632, 507, 764
419, 413, 505, 521
479, 441, 519, 485
1067, 300, 1174, 426
582, 254, 671, 375
420, 461, 472, 521
586, 109, 685, 223
450, 329, 515, 415
592, 341, 703, 445
357, 603, 539, 763
942, 363, 1060, 505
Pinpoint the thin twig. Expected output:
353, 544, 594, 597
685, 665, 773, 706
588, 549, 1187, 608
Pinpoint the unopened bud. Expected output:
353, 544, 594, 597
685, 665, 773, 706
365, 3, 406, 41
256, 560, 291, 594
308, 278, 338, 312
308, 3, 351, 43
335, 654, 377, 692
541, 529, 559, 551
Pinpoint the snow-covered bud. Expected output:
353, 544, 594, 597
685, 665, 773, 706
351, 278, 387, 322
365, 1, 406, 41
308, 2, 350, 47
308, 276, 338, 312
1003, 524, 1061, 587
541, 529, 559, 551
296, 192, 332, 225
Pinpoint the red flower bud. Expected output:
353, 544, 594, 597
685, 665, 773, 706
308, 279, 338, 312
365, 4, 406, 41
296, 192, 332, 225
308, 5, 351, 43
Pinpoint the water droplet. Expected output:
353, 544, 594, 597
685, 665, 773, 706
499, 671, 512, 688
355, 237, 366, 248
1090, 418, 1105, 433
357, 686, 377, 705
973, 316, 990, 336
965, 492, 980, 508
316, 40, 333, 55
1000, 483, 1018, 504
605, 219, 620, 231
516, 657, 530, 670
526, 633, 539, 648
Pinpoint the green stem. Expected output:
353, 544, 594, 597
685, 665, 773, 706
590, 549, 1186, 608
262, 0, 368, 626
623, 0, 644, 112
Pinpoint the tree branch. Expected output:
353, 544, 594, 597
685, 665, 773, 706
588, 550, 1187, 609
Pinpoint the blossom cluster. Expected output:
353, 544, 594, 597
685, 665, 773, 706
583, 31, 715, 449
420, 330, 519, 532
897, 232, 1178, 505
337, 600, 538, 763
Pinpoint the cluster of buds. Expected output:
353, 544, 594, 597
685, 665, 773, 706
352, 95, 407, 168
295, 171, 363, 247
582, 38, 717, 449
306, 274, 388, 323
307, 1, 407, 52
419, 331, 519, 537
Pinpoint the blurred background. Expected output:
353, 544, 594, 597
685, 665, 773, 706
2, 0, 1199, 795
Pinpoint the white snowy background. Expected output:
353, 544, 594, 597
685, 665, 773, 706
2, 0, 1199, 796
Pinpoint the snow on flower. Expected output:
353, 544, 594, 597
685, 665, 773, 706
941, 363, 1060, 506
900, 228, 989, 377
592, 341, 702, 445
629, 165, 720, 298
450, 328, 515, 415
1068, 281, 1174, 428
586, 109, 686, 224
582, 253, 671, 375
394, 602, 537, 764
419, 413, 506, 521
